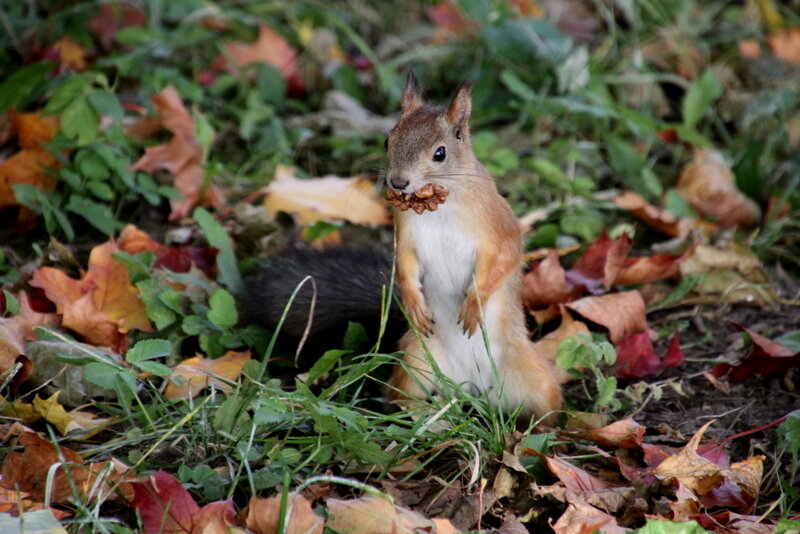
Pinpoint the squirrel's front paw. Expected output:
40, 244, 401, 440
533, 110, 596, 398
458, 294, 482, 337
408, 301, 435, 336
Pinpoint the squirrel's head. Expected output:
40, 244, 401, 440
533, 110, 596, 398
385, 71, 475, 195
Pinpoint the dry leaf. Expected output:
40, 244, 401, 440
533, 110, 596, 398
551, 501, 628, 534
522, 251, 582, 309
712, 323, 800, 381
31, 392, 114, 437
132, 469, 235, 534
653, 421, 722, 494
326, 494, 449, 534
165, 350, 251, 400
51, 37, 88, 71
0, 428, 134, 504
615, 331, 684, 380
566, 291, 647, 344
768, 27, 800, 65
214, 23, 304, 93
676, 149, 760, 228
532, 306, 588, 382
131, 86, 225, 221
264, 165, 390, 226
567, 418, 646, 449
241, 493, 323, 534
614, 191, 683, 237
30, 226, 156, 350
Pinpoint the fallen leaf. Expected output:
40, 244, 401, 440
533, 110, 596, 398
768, 27, 800, 65
165, 350, 251, 400
614, 191, 683, 238
326, 494, 446, 534
615, 253, 685, 286
51, 37, 88, 71
31, 391, 114, 437
712, 324, 800, 381
87, 1, 147, 49
0, 428, 133, 504
615, 331, 684, 380
241, 493, 323, 534
568, 418, 646, 449
132, 470, 235, 534
676, 149, 760, 228
522, 251, 581, 309
654, 421, 723, 494
264, 165, 390, 226
566, 291, 647, 344
214, 23, 304, 93
0, 113, 60, 213
544, 455, 614, 491
567, 233, 632, 293
551, 500, 628, 534
131, 86, 225, 221
427, 2, 480, 43
30, 226, 156, 350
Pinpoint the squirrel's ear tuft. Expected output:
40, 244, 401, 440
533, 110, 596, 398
446, 82, 472, 134
401, 71, 423, 113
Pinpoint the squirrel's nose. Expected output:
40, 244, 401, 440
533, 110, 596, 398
389, 177, 409, 190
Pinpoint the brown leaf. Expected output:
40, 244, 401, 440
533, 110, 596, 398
165, 350, 251, 400
51, 37, 88, 71
551, 501, 627, 534
532, 306, 587, 383
131, 86, 224, 221
30, 227, 156, 349
768, 27, 800, 65
545, 455, 613, 491
264, 165, 390, 226
567, 417, 646, 449
241, 493, 323, 534
522, 251, 581, 309
0, 428, 133, 504
676, 149, 760, 228
214, 23, 304, 93
566, 291, 647, 344
653, 421, 722, 494
614, 191, 683, 237
326, 495, 450, 534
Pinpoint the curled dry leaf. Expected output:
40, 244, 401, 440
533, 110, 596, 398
165, 350, 251, 400
566, 417, 646, 449
240, 493, 323, 534
614, 191, 682, 238
676, 149, 760, 228
31, 391, 114, 437
264, 165, 390, 226
566, 291, 647, 344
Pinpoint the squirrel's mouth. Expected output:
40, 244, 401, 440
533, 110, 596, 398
384, 183, 449, 213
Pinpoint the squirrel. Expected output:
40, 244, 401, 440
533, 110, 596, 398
383, 72, 562, 420
240, 73, 562, 421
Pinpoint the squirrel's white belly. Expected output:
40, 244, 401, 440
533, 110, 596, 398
404, 205, 503, 394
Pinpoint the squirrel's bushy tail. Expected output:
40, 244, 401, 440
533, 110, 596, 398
239, 247, 405, 356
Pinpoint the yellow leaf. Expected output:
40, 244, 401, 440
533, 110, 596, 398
165, 350, 251, 400
32, 392, 114, 437
264, 165, 391, 226
0, 395, 41, 424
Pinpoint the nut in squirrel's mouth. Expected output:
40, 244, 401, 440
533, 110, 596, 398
384, 183, 449, 214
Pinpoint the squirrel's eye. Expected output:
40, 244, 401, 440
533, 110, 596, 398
384, 138, 388, 150
433, 146, 446, 162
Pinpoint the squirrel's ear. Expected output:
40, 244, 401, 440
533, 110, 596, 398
401, 71, 422, 114
446, 82, 472, 135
